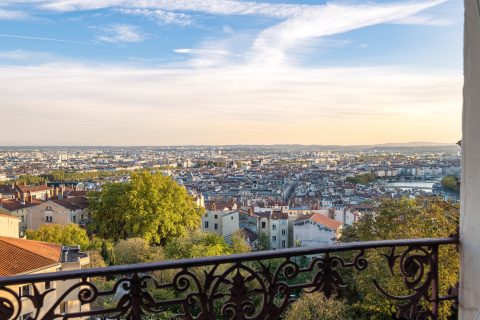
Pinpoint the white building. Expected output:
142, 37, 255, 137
293, 213, 342, 247
202, 210, 240, 239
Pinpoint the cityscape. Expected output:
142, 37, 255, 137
0, 0, 467, 318
0, 143, 461, 318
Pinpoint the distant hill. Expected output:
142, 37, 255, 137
375, 142, 454, 147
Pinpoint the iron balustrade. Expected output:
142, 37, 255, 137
0, 237, 458, 320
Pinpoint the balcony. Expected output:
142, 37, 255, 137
0, 237, 458, 320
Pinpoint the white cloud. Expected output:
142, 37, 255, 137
0, 34, 95, 44
117, 8, 193, 26
393, 14, 453, 26
248, 0, 448, 66
0, 49, 56, 61
0, 63, 461, 145
94, 24, 145, 43
0, 8, 28, 20
2, 0, 450, 66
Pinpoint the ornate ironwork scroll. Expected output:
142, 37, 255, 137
0, 238, 458, 320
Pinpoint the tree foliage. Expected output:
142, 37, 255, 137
89, 171, 204, 244
283, 292, 352, 320
230, 230, 251, 254
346, 173, 377, 185
256, 232, 271, 251
26, 224, 90, 249
341, 197, 459, 320
113, 238, 165, 265
164, 230, 231, 259
441, 175, 460, 193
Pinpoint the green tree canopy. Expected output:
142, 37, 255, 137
230, 230, 252, 254
164, 230, 231, 259
346, 173, 377, 185
441, 175, 460, 193
341, 197, 459, 320
283, 292, 352, 320
113, 238, 165, 265
89, 171, 204, 244
26, 224, 90, 249
256, 232, 271, 251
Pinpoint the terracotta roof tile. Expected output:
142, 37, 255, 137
0, 237, 61, 276
297, 213, 342, 230
0, 199, 42, 212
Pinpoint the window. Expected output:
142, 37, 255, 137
21, 215, 24, 223
19, 284, 30, 297
72, 215, 76, 223
45, 215, 52, 222
282, 229, 286, 235
231, 216, 233, 220
261, 221, 266, 229
282, 240, 286, 248
272, 236, 277, 242
214, 223, 218, 230
214, 214, 218, 219
60, 301, 67, 314
272, 224, 276, 230
204, 221, 209, 228
45, 281, 51, 290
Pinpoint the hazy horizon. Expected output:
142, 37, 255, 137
0, 0, 463, 145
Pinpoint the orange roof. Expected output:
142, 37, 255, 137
0, 236, 61, 276
298, 213, 342, 230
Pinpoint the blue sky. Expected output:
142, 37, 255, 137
0, 0, 464, 145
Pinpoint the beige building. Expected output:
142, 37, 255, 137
0, 237, 90, 319
0, 218, 90, 319
27, 197, 89, 231
0, 197, 42, 235
0, 213, 19, 238
202, 210, 240, 239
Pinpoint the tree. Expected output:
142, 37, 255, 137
256, 232, 271, 251
87, 250, 107, 268
113, 238, 164, 265
26, 224, 90, 249
441, 175, 460, 193
165, 230, 232, 259
89, 171, 205, 244
346, 173, 377, 185
340, 197, 459, 320
283, 292, 352, 320
230, 230, 251, 254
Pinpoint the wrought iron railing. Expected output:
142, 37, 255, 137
0, 237, 458, 320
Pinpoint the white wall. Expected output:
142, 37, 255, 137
460, 1, 480, 318
293, 221, 336, 247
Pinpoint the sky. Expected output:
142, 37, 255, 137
0, 0, 463, 146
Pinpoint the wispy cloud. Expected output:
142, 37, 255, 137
248, 0, 448, 66
0, 63, 461, 145
3, 0, 450, 66
94, 24, 145, 43
117, 8, 193, 26
0, 34, 95, 44
0, 49, 56, 61
0, 8, 28, 20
